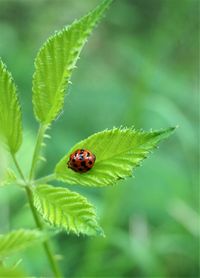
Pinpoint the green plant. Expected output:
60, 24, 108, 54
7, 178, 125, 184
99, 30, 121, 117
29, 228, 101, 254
0, 0, 176, 276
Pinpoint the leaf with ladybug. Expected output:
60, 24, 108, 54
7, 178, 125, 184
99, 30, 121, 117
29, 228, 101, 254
32, 0, 112, 124
55, 127, 176, 187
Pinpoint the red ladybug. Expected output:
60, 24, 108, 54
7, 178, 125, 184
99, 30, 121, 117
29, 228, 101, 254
67, 149, 96, 173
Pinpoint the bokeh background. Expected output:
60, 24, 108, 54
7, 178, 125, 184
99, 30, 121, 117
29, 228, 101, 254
0, 0, 199, 277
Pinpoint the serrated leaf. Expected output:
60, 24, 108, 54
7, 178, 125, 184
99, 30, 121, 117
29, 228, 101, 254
33, 0, 112, 124
32, 184, 103, 236
0, 60, 22, 154
0, 229, 47, 258
55, 127, 176, 186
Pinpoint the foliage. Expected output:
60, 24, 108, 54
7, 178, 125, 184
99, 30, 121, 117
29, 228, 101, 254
0, 0, 185, 277
56, 127, 175, 186
0, 60, 22, 154
33, 184, 103, 236
0, 266, 25, 278
33, 0, 112, 124
0, 229, 47, 258
0, 168, 17, 187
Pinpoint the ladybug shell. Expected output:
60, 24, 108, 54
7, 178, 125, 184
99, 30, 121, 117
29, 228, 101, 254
67, 149, 96, 173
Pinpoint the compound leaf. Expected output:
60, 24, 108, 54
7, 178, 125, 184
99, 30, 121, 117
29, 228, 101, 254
55, 127, 176, 186
33, 0, 112, 124
0, 60, 22, 154
0, 229, 47, 258
32, 184, 103, 236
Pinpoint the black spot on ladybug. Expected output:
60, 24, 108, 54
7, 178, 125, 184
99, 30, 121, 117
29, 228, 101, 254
87, 152, 90, 157
88, 160, 93, 165
79, 156, 84, 160
72, 158, 75, 162
79, 168, 83, 171
81, 161, 86, 167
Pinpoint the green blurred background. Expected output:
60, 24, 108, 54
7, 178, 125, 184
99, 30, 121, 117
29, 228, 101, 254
0, 0, 199, 277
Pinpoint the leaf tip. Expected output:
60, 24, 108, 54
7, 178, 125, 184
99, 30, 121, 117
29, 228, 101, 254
96, 226, 105, 237
167, 126, 178, 135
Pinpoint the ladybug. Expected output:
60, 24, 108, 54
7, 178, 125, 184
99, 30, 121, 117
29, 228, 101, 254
67, 149, 96, 173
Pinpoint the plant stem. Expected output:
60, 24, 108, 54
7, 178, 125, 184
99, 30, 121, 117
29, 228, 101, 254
25, 186, 42, 228
29, 124, 48, 181
35, 173, 56, 185
11, 153, 26, 182
11, 148, 63, 277
25, 186, 62, 278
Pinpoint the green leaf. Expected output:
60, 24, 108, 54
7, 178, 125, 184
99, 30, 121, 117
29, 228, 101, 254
0, 168, 17, 187
0, 229, 47, 258
0, 144, 8, 184
0, 266, 25, 278
0, 60, 22, 154
33, 0, 112, 124
32, 184, 103, 236
55, 127, 176, 186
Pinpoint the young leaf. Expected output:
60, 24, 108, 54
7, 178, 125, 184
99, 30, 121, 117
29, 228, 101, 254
55, 127, 176, 186
0, 229, 48, 258
0, 60, 22, 154
32, 184, 103, 236
33, 0, 112, 124
0, 168, 17, 187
